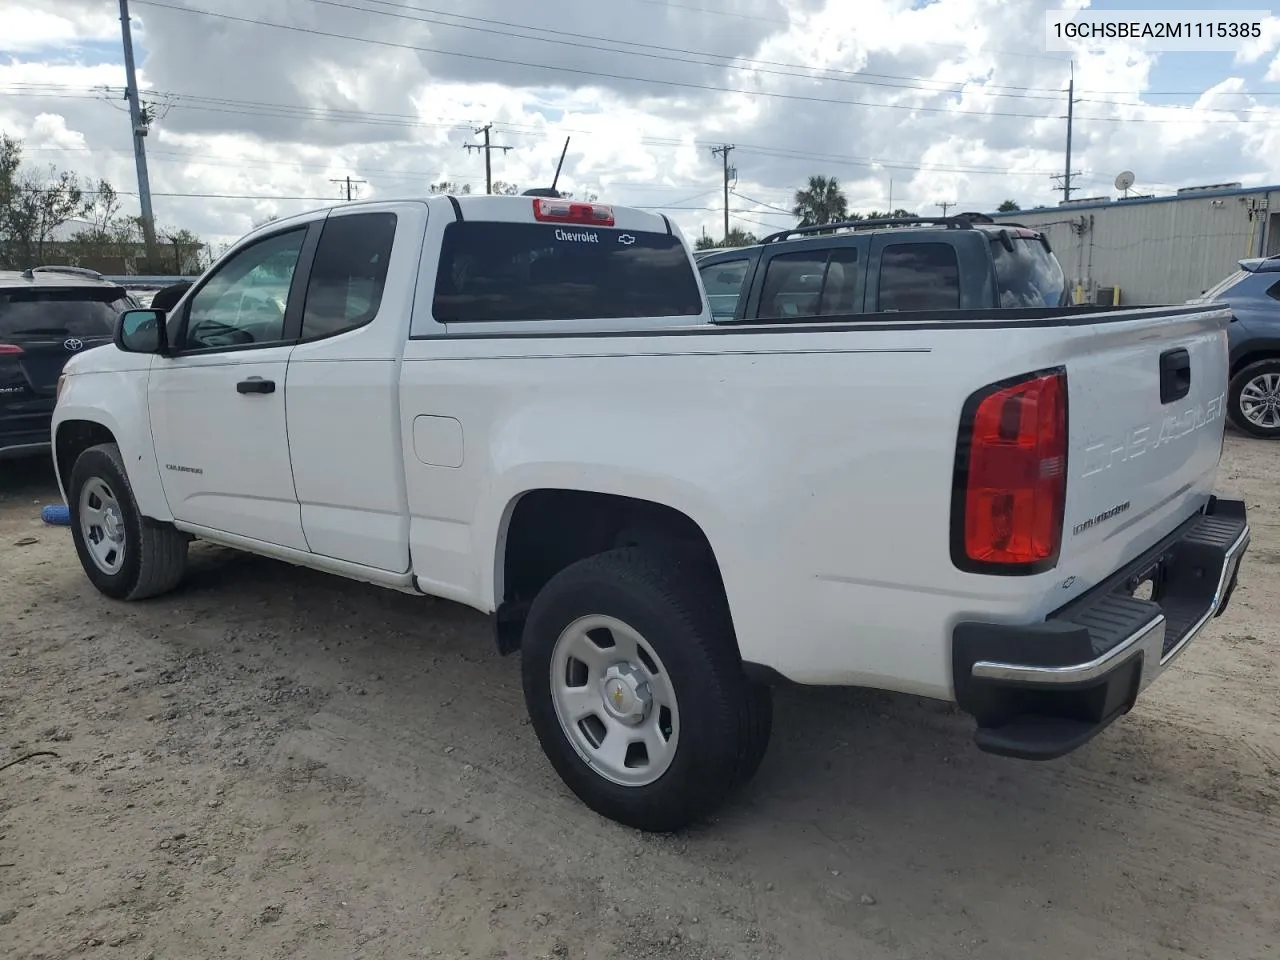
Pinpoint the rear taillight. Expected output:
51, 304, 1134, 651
532, 197, 615, 226
0, 344, 22, 356
952, 368, 1068, 574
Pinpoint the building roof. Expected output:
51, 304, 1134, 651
986, 182, 1280, 219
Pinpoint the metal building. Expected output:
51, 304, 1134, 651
985, 182, 1279, 306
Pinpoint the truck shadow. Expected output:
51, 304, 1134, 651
153, 542, 1278, 959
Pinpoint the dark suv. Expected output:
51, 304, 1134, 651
694, 215, 1068, 322
0, 266, 135, 460
1192, 256, 1280, 439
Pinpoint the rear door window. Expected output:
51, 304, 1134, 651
432, 222, 703, 323
990, 235, 1067, 307
876, 243, 960, 311
0, 287, 131, 338
699, 258, 752, 320
758, 247, 861, 319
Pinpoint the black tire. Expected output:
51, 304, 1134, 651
68, 442, 189, 600
521, 546, 771, 832
1228, 359, 1280, 439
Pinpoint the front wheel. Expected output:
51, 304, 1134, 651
68, 442, 189, 600
520, 546, 771, 832
1228, 359, 1280, 439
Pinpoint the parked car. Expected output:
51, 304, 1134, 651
0, 266, 135, 460
1191, 256, 1280, 438
693, 215, 1070, 322
52, 195, 1249, 831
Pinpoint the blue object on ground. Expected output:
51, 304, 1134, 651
41, 504, 71, 526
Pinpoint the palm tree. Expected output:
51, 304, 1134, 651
792, 175, 849, 227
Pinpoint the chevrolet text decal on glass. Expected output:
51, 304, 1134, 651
1046, 10, 1272, 51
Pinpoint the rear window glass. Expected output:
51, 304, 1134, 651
0, 287, 131, 338
432, 222, 703, 323
877, 243, 960, 311
990, 236, 1067, 308
1200, 270, 1248, 301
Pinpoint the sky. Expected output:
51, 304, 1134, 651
3, 0, 1280, 254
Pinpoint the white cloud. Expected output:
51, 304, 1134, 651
2, 0, 1278, 252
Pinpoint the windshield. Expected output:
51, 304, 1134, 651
432, 221, 704, 323
0, 286, 131, 338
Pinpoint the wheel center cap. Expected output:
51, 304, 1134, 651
600, 662, 651, 725
103, 507, 122, 541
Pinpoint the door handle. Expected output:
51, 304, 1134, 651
1159, 348, 1191, 404
236, 377, 276, 395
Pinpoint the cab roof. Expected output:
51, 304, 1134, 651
239, 193, 677, 245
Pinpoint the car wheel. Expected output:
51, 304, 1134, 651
1228, 359, 1280, 439
68, 442, 189, 600
521, 546, 771, 832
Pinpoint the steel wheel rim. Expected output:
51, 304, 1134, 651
78, 477, 126, 575
1240, 372, 1280, 429
549, 614, 680, 787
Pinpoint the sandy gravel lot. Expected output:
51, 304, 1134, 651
1, 436, 1278, 960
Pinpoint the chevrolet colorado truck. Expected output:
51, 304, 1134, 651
51, 195, 1250, 831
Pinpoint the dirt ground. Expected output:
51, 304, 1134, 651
1, 437, 1278, 960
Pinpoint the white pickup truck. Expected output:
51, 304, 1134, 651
51, 195, 1250, 831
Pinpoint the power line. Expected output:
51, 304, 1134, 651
294, 0, 1074, 102
4, 84, 1076, 179
128, 1, 1269, 125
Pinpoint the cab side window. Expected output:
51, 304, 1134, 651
876, 242, 960, 312
179, 228, 307, 350
301, 212, 398, 340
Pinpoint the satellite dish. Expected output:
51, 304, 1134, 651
1114, 170, 1136, 192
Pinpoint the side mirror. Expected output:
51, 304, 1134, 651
115, 308, 168, 354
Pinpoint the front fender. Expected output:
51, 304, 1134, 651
53, 363, 170, 522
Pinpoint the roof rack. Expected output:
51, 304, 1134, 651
20, 265, 105, 280
761, 216, 981, 244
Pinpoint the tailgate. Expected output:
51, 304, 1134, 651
1057, 306, 1228, 582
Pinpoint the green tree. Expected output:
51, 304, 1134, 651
864, 208, 917, 219
695, 226, 757, 250
792, 175, 848, 227
429, 181, 472, 195
490, 180, 520, 196
997, 199, 1021, 212
0, 135, 91, 267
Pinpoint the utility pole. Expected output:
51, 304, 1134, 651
936, 201, 955, 216
711, 144, 735, 243
464, 124, 512, 194
1052, 60, 1082, 203
330, 175, 366, 201
117, 0, 157, 265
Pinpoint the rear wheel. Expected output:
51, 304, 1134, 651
1228, 358, 1280, 439
68, 442, 189, 600
520, 546, 771, 832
